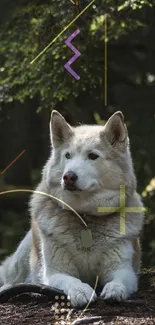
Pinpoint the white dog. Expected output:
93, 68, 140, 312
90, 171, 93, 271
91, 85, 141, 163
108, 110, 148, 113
0, 111, 145, 307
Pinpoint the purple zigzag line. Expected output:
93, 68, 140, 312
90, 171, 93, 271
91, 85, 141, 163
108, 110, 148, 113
64, 28, 81, 80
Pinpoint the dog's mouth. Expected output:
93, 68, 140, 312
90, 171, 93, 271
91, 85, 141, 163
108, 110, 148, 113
64, 184, 81, 192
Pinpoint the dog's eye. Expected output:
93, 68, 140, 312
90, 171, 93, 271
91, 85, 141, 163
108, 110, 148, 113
65, 152, 71, 159
88, 153, 99, 160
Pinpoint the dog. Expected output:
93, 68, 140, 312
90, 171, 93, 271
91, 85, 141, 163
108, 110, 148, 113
0, 110, 145, 307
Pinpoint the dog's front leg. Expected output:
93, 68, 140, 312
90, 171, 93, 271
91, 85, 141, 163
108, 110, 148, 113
41, 236, 97, 307
44, 273, 97, 307
99, 240, 139, 301
100, 267, 137, 301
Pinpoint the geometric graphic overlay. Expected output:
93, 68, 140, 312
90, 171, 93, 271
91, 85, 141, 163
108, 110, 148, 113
30, 0, 96, 64
31, 4, 86, 47
64, 28, 81, 80
98, 185, 146, 235
54, 294, 71, 324
81, 228, 93, 248
1, 150, 26, 175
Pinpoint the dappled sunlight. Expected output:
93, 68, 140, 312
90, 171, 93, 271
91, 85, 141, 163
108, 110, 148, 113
142, 177, 155, 197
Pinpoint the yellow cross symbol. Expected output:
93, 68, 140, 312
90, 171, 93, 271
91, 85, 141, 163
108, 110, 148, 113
98, 185, 146, 235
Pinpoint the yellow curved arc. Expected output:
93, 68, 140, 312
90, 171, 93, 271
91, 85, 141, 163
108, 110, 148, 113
0, 189, 87, 228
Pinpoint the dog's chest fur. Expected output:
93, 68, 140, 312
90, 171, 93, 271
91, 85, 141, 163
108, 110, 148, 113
32, 213, 133, 286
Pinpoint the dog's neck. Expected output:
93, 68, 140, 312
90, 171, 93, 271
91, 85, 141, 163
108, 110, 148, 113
59, 188, 122, 216
54, 185, 137, 221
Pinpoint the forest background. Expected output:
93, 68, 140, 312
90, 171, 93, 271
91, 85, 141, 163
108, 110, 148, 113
0, 0, 155, 268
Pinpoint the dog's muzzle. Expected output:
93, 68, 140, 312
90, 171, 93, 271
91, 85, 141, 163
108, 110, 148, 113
64, 184, 78, 191
63, 171, 79, 191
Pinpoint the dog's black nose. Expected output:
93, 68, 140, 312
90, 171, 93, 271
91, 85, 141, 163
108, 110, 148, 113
63, 171, 78, 185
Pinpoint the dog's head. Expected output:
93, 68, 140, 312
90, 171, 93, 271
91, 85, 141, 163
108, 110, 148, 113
46, 110, 136, 213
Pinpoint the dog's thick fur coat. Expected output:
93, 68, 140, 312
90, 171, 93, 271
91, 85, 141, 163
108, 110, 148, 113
0, 111, 144, 307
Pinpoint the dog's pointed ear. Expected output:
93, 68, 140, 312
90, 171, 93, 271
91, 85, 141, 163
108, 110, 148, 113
104, 111, 127, 145
50, 110, 73, 147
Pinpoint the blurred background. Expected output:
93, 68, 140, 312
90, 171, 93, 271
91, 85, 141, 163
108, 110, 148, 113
0, 0, 155, 268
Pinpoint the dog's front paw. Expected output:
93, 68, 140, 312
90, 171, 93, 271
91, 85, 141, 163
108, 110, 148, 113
68, 283, 97, 307
100, 281, 127, 301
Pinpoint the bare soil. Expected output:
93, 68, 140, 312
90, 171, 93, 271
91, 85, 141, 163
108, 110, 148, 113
0, 270, 155, 325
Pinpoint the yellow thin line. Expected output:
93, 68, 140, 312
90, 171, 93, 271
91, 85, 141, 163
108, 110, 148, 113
120, 209, 125, 235
125, 207, 146, 212
98, 207, 120, 213
104, 14, 107, 106
120, 184, 125, 207
120, 185, 125, 235
98, 207, 146, 213
30, 0, 96, 64
81, 275, 99, 315
70, 275, 99, 323
0, 189, 87, 228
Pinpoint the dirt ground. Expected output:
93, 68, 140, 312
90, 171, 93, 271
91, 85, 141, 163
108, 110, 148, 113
0, 270, 155, 325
